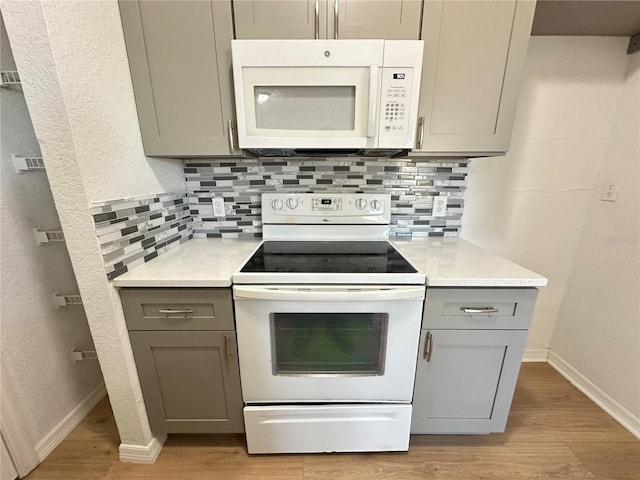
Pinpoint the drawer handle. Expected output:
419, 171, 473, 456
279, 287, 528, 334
424, 331, 433, 362
158, 308, 194, 317
461, 307, 499, 314
224, 335, 232, 363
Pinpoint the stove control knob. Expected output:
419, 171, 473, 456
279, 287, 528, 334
370, 199, 382, 211
271, 199, 284, 211
286, 198, 299, 210
355, 198, 368, 210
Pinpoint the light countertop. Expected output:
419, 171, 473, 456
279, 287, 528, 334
112, 238, 261, 287
113, 237, 547, 288
391, 238, 548, 287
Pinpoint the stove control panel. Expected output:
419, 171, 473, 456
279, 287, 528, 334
312, 197, 342, 211
262, 193, 391, 225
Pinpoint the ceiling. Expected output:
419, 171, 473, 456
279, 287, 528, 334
532, 0, 640, 36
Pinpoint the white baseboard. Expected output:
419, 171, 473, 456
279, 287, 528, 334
548, 351, 640, 441
35, 382, 107, 461
522, 348, 549, 362
119, 434, 167, 464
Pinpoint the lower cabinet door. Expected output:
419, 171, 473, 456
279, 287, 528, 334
129, 331, 244, 433
411, 329, 527, 434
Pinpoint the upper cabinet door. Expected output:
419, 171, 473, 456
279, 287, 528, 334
414, 0, 535, 156
329, 0, 422, 39
120, 1, 239, 156
234, 0, 328, 39
234, 0, 421, 40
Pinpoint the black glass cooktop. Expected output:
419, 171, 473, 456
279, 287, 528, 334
241, 241, 417, 274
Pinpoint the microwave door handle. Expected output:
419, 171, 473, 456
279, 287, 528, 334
367, 65, 380, 138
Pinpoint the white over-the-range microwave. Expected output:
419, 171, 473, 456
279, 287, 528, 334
231, 39, 423, 157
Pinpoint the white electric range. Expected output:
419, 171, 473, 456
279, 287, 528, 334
232, 193, 425, 454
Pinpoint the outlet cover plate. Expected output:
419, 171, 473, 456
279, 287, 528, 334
601, 182, 618, 202
212, 197, 225, 217
433, 196, 448, 217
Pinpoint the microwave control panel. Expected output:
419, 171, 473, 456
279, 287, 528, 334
379, 67, 414, 140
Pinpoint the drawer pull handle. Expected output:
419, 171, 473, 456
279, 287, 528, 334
158, 308, 194, 316
227, 120, 236, 154
224, 335, 232, 362
461, 307, 499, 314
424, 331, 433, 362
416, 116, 425, 149
314, 0, 320, 39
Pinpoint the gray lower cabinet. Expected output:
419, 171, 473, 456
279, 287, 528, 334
412, 329, 527, 433
121, 288, 244, 434
119, 1, 239, 157
411, 287, 538, 434
413, 0, 536, 156
129, 331, 244, 434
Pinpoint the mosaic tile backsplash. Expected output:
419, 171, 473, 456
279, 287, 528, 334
91, 191, 193, 280
184, 157, 468, 239
92, 158, 467, 279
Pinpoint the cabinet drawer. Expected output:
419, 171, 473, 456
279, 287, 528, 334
121, 288, 233, 331
423, 288, 538, 330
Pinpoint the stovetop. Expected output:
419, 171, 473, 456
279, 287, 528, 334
233, 240, 425, 285
241, 241, 417, 274
232, 193, 426, 285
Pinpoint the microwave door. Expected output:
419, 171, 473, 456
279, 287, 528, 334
239, 67, 377, 149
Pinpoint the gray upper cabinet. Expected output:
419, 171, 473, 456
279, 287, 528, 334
234, 0, 327, 39
413, 0, 536, 156
330, 0, 423, 39
119, 1, 239, 156
233, 0, 422, 39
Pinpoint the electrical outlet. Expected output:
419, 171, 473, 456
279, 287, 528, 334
601, 182, 618, 202
433, 196, 448, 217
212, 197, 225, 217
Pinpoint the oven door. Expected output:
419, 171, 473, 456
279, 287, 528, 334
233, 285, 424, 403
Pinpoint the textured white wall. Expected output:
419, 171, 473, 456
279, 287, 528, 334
1, 0, 184, 456
0, 15, 103, 445
37, 0, 184, 203
462, 37, 629, 353
551, 51, 639, 419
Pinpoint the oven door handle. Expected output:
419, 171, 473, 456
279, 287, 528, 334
233, 285, 425, 302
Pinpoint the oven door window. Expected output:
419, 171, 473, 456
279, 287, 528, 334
270, 313, 388, 376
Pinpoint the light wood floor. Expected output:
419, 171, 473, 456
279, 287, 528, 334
24, 364, 639, 479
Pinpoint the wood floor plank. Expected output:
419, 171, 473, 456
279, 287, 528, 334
22, 364, 639, 480
302, 445, 596, 480
568, 442, 640, 480
103, 434, 304, 480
